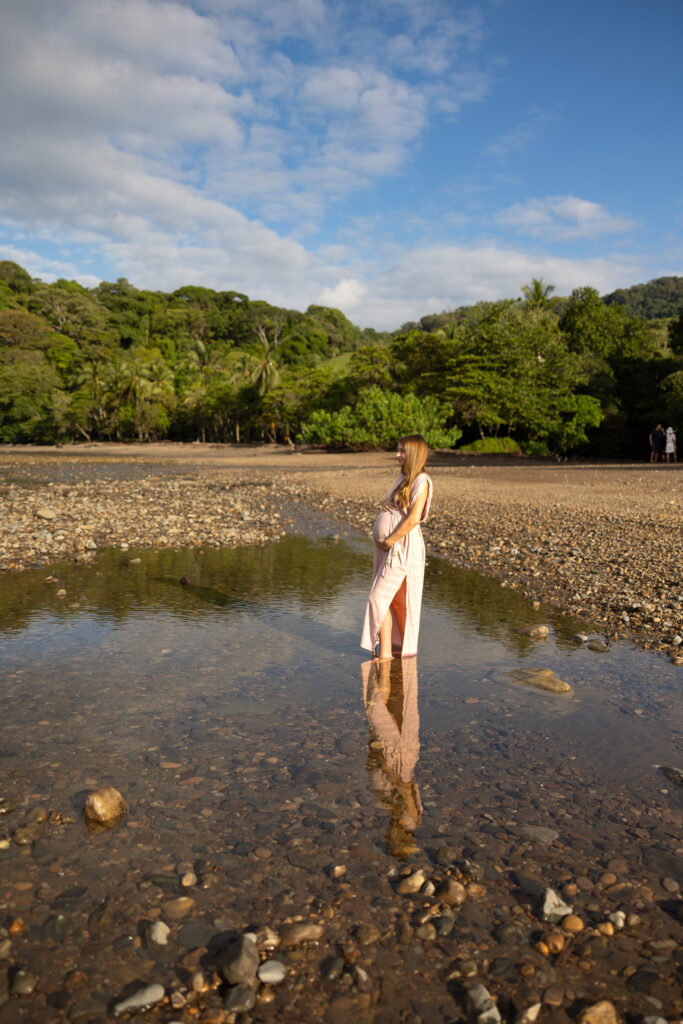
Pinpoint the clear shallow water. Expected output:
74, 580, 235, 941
1, 534, 682, 1021
1, 536, 681, 841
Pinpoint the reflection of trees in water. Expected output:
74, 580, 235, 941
0, 537, 369, 635
362, 658, 422, 859
426, 561, 576, 654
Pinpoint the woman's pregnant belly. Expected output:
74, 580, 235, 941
373, 508, 401, 542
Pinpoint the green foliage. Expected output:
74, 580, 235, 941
669, 310, 683, 355
603, 276, 683, 319
0, 260, 676, 455
662, 370, 683, 426
458, 436, 522, 454
520, 278, 555, 309
300, 386, 461, 449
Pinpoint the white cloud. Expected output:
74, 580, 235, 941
496, 195, 638, 240
315, 244, 653, 328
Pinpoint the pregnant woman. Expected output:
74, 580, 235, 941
361, 434, 433, 659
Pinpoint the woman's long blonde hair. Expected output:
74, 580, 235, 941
391, 434, 428, 510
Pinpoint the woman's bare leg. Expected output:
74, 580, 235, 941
378, 607, 393, 659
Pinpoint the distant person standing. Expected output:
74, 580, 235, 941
665, 426, 677, 463
649, 423, 665, 462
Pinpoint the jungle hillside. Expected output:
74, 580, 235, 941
1, 260, 681, 458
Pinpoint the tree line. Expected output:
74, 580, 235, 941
1, 260, 681, 457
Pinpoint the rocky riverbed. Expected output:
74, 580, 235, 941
0, 448, 681, 1024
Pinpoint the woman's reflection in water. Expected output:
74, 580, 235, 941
361, 657, 422, 859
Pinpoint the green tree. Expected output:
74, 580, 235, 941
300, 386, 461, 449
520, 278, 555, 309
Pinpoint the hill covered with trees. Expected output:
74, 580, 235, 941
0, 261, 681, 458
602, 276, 683, 319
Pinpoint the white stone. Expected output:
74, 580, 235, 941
540, 887, 573, 923
257, 960, 287, 985
515, 1004, 541, 1024
608, 910, 625, 930
148, 921, 170, 945
114, 983, 165, 1016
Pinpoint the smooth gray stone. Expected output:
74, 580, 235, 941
522, 825, 559, 844
178, 920, 216, 949
257, 959, 287, 985
220, 935, 259, 986
466, 983, 502, 1024
224, 984, 256, 1013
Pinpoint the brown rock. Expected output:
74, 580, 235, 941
519, 624, 549, 640
83, 787, 127, 829
438, 878, 467, 907
279, 921, 324, 946
561, 914, 584, 933
578, 1001, 619, 1024
162, 896, 195, 921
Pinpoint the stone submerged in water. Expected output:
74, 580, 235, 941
540, 887, 573, 923
278, 921, 325, 946
519, 624, 549, 640
466, 983, 502, 1024
83, 787, 127, 829
257, 959, 287, 985
508, 668, 572, 694
661, 765, 683, 788
113, 982, 165, 1016
578, 1001, 618, 1024
587, 638, 610, 652
220, 934, 259, 986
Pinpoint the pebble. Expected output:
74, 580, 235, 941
10, 969, 40, 996
396, 868, 426, 894
279, 921, 325, 945
355, 922, 382, 945
220, 935, 259, 985
257, 959, 287, 985
147, 921, 170, 945
578, 1001, 618, 1024
519, 624, 549, 640
540, 888, 573, 923
113, 982, 165, 1016
561, 914, 584, 933
515, 1005, 541, 1024
438, 877, 467, 906
83, 786, 127, 827
224, 984, 256, 1014
509, 667, 572, 694
466, 983, 502, 1024
161, 897, 195, 920
587, 638, 610, 653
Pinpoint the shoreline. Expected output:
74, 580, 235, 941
0, 444, 681, 660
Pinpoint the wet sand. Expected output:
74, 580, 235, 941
1, 443, 681, 657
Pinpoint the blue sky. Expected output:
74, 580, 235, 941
0, 0, 681, 329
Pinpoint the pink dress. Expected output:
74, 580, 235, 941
360, 472, 433, 657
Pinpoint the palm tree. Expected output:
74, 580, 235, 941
521, 278, 555, 309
